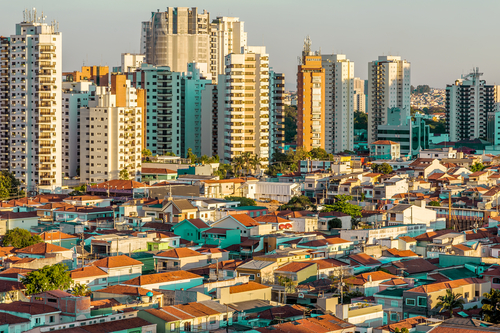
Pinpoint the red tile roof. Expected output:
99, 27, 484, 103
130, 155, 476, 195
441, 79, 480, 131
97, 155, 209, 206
185, 218, 210, 229
312, 258, 348, 270
70, 266, 108, 279
121, 270, 201, 286
254, 215, 291, 223
91, 180, 149, 190
398, 236, 416, 243
141, 167, 177, 175
276, 262, 316, 273
76, 317, 153, 333
349, 253, 381, 266
231, 214, 260, 227
0, 301, 59, 315
155, 248, 205, 259
90, 298, 121, 309
96, 285, 161, 297
92, 255, 143, 268
39, 231, 78, 241
0, 312, 30, 325
386, 248, 418, 257
0, 211, 38, 219
408, 278, 488, 293
345, 271, 397, 285
16, 242, 69, 255
229, 282, 270, 294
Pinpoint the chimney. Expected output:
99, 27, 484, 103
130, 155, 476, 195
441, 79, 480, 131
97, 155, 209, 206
367, 275, 372, 282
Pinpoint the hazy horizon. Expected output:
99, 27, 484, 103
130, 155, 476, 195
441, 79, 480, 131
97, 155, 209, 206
3, 0, 500, 90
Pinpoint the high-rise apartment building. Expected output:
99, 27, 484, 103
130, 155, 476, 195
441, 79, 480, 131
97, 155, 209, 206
223, 47, 270, 165
63, 66, 109, 86
80, 76, 142, 183
9, 11, 62, 192
446, 68, 495, 141
297, 37, 325, 150
269, 70, 285, 156
62, 81, 95, 178
121, 53, 145, 73
0, 37, 10, 171
322, 54, 354, 153
354, 77, 366, 113
367, 56, 411, 144
143, 8, 211, 75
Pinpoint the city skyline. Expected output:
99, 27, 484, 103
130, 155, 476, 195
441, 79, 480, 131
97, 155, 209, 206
2, 0, 500, 90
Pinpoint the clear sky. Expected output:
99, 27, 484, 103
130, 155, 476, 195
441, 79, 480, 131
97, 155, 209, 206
2, 0, 500, 90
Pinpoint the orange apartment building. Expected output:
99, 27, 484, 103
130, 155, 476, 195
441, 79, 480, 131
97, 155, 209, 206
63, 66, 109, 86
297, 37, 325, 150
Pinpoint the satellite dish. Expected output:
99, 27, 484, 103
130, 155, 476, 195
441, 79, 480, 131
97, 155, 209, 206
298, 293, 304, 298
146, 292, 154, 297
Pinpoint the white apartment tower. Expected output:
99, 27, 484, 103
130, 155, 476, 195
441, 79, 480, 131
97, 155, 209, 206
354, 77, 366, 113
9, 10, 62, 192
223, 47, 270, 165
367, 56, 411, 144
0, 37, 10, 171
322, 54, 355, 153
80, 77, 142, 183
446, 68, 495, 141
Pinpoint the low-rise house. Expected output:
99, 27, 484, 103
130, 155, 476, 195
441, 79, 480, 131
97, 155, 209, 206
121, 270, 203, 291
0, 301, 61, 329
341, 224, 428, 245
53, 206, 113, 223
243, 181, 301, 203
345, 271, 398, 296
70, 265, 109, 291
382, 258, 439, 279
208, 259, 248, 281
235, 260, 279, 284
318, 211, 352, 231
38, 231, 79, 249
425, 232, 467, 258
336, 302, 384, 329
171, 218, 210, 244
201, 228, 241, 248
161, 199, 198, 223
141, 167, 177, 182
0, 211, 39, 236
15, 243, 73, 260
387, 203, 438, 227
0, 313, 30, 332
92, 285, 163, 307
408, 158, 447, 179
211, 214, 263, 237
254, 314, 356, 333
349, 253, 382, 269
92, 255, 144, 285
274, 262, 317, 285
402, 278, 490, 318
398, 236, 417, 252
482, 266, 500, 289
313, 258, 352, 279
0, 280, 27, 303
216, 281, 272, 304
373, 288, 407, 325
30, 289, 90, 321
63, 195, 113, 207
154, 248, 209, 272
467, 171, 493, 187
273, 211, 318, 233
370, 140, 401, 160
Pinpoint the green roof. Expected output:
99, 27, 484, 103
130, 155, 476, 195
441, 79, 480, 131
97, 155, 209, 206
439, 267, 478, 280
374, 288, 408, 298
232, 206, 267, 210
148, 204, 163, 208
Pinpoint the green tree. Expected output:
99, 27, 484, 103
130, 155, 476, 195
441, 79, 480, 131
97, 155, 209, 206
119, 168, 130, 180
0, 171, 24, 199
71, 282, 90, 297
429, 201, 441, 207
354, 111, 368, 130
231, 156, 245, 177
322, 195, 362, 219
224, 196, 256, 207
208, 155, 220, 163
22, 264, 73, 295
328, 218, 342, 229
214, 163, 232, 179
372, 163, 393, 175
482, 289, 500, 323
249, 155, 262, 175
284, 105, 297, 143
141, 149, 152, 157
196, 155, 210, 164
187, 148, 197, 164
470, 162, 485, 172
165, 152, 176, 156
424, 118, 446, 134
310, 148, 329, 160
281, 195, 314, 211
3, 228, 42, 248
435, 288, 465, 318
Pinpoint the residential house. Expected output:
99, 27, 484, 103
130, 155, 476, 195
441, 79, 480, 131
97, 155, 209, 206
15, 243, 73, 260
161, 200, 198, 223
273, 211, 318, 233
382, 258, 439, 279
318, 212, 352, 231
92, 255, 144, 285
344, 271, 398, 296
211, 214, 265, 237
409, 158, 447, 179
398, 236, 417, 252
63, 195, 113, 207
370, 140, 401, 160
30, 290, 90, 321
341, 224, 428, 245
402, 278, 490, 318
373, 288, 407, 325
0, 313, 30, 333
0, 301, 61, 329
419, 148, 457, 159
154, 248, 209, 272
201, 228, 241, 248
274, 262, 317, 285
171, 218, 210, 244
38, 231, 79, 249
216, 282, 272, 304
0, 211, 39, 236
468, 171, 494, 187
235, 260, 279, 284
0, 280, 27, 303
387, 203, 437, 227
92, 285, 163, 306
70, 266, 109, 291
208, 259, 248, 281
313, 258, 353, 279
141, 167, 177, 183
121, 270, 203, 291
373, 178, 409, 200
243, 181, 302, 203
349, 253, 382, 269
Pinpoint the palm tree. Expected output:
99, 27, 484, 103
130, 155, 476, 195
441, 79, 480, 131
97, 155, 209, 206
435, 289, 465, 317
249, 155, 262, 175
232, 156, 245, 177
242, 152, 252, 176
71, 282, 90, 297
482, 289, 500, 324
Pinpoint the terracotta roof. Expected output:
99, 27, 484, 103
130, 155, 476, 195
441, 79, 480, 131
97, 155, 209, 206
345, 271, 397, 285
121, 270, 202, 286
91, 179, 150, 190
141, 167, 177, 174
349, 253, 381, 266
0, 211, 38, 219
407, 278, 487, 293
398, 236, 416, 243
380, 278, 408, 286
37, 202, 74, 210
90, 298, 121, 309
371, 140, 399, 145
325, 237, 352, 245
71, 266, 108, 279
364, 173, 383, 177
0, 280, 25, 292
229, 282, 270, 294
144, 308, 180, 322
253, 215, 291, 223
231, 214, 260, 227
92, 255, 143, 268
169, 199, 196, 211
257, 305, 303, 321
160, 306, 194, 320
185, 218, 209, 229
0, 246, 16, 257
96, 285, 161, 297
276, 262, 316, 273
389, 258, 439, 275
469, 171, 488, 177
39, 231, 78, 241
155, 248, 204, 259
415, 229, 456, 242
312, 258, 348, 270
0, 312, 30, 325
428, 273, 451, 283
453, 244, 472, 252
299, 239, 329, 248
16, 242, 68, 255
174, 302, 222, 317
386, 248, 418, 257
0, 301, 59, 315
376, 316, 428, 332
75, 318, 153, 333
196, 247, 228, 254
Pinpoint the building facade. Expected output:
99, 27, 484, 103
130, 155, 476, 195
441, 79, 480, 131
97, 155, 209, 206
0, 37, 9, 171
269, 70, 285, 157
354, 77, 366, 113
297, 37, 325, 150
9, 12, 63, 192
322, 54, 354, 153
446, 68, 495, 141
367, 56, 411, 144
223, 47, 270, 165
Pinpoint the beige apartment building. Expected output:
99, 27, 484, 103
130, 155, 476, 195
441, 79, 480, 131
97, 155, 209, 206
80, 75, 142, 183
9, 12, 63, 192
223, 46, 270, 165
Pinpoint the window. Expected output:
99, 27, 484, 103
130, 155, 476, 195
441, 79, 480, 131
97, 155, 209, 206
170, 323, 175, 332
210, 317, 216, 324
377, 299, 384, 305
49, 316, 55, 323
464, 292, 469, 299
391, 300, 398, 307
493, 278, 500, 284
417, 297, 427, 307
406, 298, 415, 306
184, 322, 191, 332
390, 313, 398, 322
